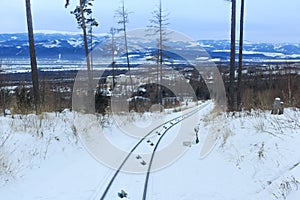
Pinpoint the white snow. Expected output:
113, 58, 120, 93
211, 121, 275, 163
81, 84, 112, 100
243, 50, 285, 58
67, 39, 82, 47
34, 30, 82, 35
0, 103, 300, 200
42, 40, 61, 48
186, 41, 201, 48
212, 49, 231, 53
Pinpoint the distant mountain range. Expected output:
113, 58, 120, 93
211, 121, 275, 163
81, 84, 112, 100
1, 32, 300, 63
199, 40, 300, 63
0, 32, 109, 61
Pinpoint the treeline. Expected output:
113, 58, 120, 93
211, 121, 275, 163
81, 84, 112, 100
1, 63, 299, 115
219, 64, 300, 110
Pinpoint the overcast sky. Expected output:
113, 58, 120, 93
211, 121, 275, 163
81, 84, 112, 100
1, 0, 300, 43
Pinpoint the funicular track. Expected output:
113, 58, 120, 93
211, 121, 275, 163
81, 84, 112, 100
99, 102, 209, 200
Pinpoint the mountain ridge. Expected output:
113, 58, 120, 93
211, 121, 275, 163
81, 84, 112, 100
1, 32, 300, 62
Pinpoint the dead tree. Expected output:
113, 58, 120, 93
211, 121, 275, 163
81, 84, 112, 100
25, 0, 40, 113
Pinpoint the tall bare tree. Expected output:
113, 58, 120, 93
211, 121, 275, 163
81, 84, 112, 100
115, 0, 133, 92
110, 27, 118, 88
0, 60, 6, 115
149, 0, 169, 67
227, 0, 236, 111
147, 0, 170, 105
25, 0, 40, 113
237, 0, 245, 111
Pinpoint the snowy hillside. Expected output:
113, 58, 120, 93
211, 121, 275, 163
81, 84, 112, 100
0, 102, 299, 199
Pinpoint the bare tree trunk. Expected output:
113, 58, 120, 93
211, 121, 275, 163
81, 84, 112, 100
0, 60, 5, 115
228, 0, 236, 111
146, 0, 169, 107
110, 28, 116, 88
79, 0, 93, 111
25, 0, 40, 113
237, 0, 245, 111
287, 66, 292, 105
158, 0, 163, 106
89, 17, 94, 78
121, 1, 133, 93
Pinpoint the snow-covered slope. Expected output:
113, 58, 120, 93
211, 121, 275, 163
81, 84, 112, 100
0, 104, 299, 199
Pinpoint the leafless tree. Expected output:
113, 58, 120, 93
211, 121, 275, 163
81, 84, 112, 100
147, 0, 170, 105
25, 0, 40, 113
225, 0, 236, 111
115, 0, 133, 92
237, 0, 245, 111
110, 27, 118, 88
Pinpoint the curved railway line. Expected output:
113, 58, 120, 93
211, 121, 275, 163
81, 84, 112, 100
99, 102, 209, 200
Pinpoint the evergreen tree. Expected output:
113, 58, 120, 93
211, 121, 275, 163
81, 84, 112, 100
66, 0, 98, 112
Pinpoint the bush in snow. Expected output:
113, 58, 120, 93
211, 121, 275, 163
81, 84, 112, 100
272, 176, 300, 199
13, 86, 34, 114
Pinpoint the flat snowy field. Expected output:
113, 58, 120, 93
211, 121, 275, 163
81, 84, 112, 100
0, 101, 300, 200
